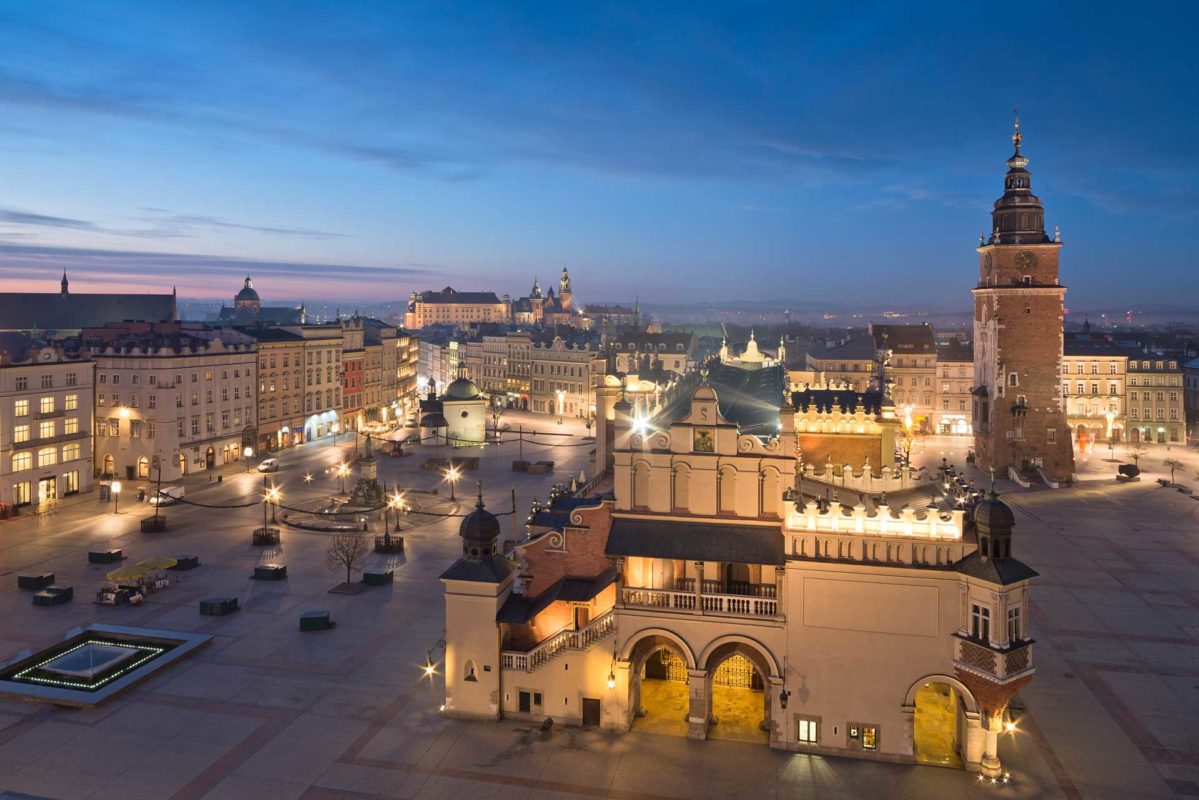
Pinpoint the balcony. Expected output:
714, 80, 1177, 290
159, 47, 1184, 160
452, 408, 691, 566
620, 586, 779, 618
501, 609, 615, 672
953, 635, 1034, 682
35, 409, 67, 420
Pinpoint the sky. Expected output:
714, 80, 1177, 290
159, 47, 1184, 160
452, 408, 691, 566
0, 2, 1195, 310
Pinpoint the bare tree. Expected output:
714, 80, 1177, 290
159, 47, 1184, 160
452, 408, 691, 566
1127, 443, 1147, 467
1164, 459, 1182, 485
326, 528, 369, 586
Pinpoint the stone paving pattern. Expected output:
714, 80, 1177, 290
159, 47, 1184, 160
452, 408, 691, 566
0, 420, 1194, 799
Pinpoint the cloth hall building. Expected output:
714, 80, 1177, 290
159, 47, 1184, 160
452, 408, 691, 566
441, 367, 1036, 776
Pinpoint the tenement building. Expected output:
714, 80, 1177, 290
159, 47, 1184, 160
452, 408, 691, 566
971, 119, 1074, 482
86, 323, 257, 481
1062, 330, 1126, 451
441, 375, 1036, 777
0, 334, 94, 512
1124, 351, 1184, 444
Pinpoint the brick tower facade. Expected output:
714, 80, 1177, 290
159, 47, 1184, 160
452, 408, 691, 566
972, 117, 1075, 482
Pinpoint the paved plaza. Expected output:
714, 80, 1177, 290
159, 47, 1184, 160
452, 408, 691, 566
0, 423, 1196, 799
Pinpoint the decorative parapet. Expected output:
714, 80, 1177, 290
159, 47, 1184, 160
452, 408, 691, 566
800, 461, 927, 493
785, 499, 963, 540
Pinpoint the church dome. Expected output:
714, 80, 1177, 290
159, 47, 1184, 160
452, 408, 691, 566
459, 491, 502, 558
973, 493, 1015, 533
235, 276, 260, 303
444, 377, 481, 400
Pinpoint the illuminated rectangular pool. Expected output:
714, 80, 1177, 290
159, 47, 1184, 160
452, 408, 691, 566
0, 624, 211, 706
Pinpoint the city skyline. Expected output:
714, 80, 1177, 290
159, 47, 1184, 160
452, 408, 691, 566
0, 3, 1195, 308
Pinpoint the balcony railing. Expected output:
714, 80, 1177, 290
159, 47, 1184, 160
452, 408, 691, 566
621, 586, 779, 618
673, 578, 777, 598
501, 609, 615, 672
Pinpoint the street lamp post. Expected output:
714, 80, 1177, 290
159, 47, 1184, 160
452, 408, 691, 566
337, 464, 348, 494
111, 480, 122, 514
244, 445, 253, 472
555, 389, 566, 424
446, 465, 460, 501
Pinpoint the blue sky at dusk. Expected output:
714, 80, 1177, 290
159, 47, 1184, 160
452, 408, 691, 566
0, 2, 1195, 310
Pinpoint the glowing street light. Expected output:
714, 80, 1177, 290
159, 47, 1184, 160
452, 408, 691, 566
304, 472, 313, 484
422, 651, 438, 678
555, 389, 566, 424
266, 485, 281, 523
111, 480, 122, 514
445, 465, 461, 501
243, 445, 253, 472
336, 463, 349, 494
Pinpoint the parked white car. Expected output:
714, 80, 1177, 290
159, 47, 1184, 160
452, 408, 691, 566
257, 458, 280, 473
149, 485, 185, 506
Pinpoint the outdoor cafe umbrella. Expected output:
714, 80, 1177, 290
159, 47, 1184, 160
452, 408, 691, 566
106, 564, 151, 582
137, 556, 177, 571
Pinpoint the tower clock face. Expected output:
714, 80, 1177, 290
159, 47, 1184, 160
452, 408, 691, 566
1015, 251, 1037, 272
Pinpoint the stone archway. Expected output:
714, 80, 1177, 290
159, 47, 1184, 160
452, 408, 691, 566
903, 675, 980, 769
700, 637, 779, 744
624, 632, 695, 738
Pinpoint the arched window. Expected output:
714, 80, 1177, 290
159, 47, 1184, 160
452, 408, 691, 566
632, 462, 650, 509
760, 468, 780, 518
464, 660, 478, 682
672, 464, 690, 512
718, 466, 737, 514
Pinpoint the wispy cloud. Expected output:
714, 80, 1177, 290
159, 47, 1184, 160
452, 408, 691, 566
137, 211, 349, 240
0, 242, 432, 294
0, 205, 348, 241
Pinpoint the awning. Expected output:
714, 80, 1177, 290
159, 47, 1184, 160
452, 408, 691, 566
605, 517, 784, 565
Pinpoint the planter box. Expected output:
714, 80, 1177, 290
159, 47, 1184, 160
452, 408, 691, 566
511, 460, 529, 472
252, 564, 287, 581
300, 610, 332, 631
363, 569, 394, 586
32, 585, 73, 606
200, 596, 239, 616
18, 573, 55, 591
169, 555, 201, 571
88, 550, 123, 564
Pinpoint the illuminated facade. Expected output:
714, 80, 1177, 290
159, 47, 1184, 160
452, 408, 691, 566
442, 378, 1036, 777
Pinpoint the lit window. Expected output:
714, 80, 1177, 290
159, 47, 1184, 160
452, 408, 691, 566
39, 421, 55, 439
14, 424, 29, 443
1007, 606, 1022, 643
65, 394, 78, 411
39, 397, 54, 414
64, 418, 78, 435
37, 447, 57, 467
12, 452, 32, 471
797, 717, 819, 744
970, 604, 991, 641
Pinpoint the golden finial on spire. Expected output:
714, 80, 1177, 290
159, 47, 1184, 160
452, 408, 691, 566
1012, 107, 1022, 153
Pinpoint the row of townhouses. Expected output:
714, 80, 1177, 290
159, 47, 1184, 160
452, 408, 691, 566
0, 316, 418, 511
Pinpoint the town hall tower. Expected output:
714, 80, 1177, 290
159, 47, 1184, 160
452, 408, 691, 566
972, 116, 1075, 482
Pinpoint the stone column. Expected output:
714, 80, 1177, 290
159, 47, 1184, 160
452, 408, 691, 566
979, 710, 1002, 777
694, 561, 704, 612
686, 668, 710, 739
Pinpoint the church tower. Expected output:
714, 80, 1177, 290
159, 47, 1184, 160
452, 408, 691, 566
972, 116, 1074, 482
559, 266, 573, 311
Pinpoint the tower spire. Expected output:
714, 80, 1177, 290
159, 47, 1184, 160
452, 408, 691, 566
1011, 108, 1022, 156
